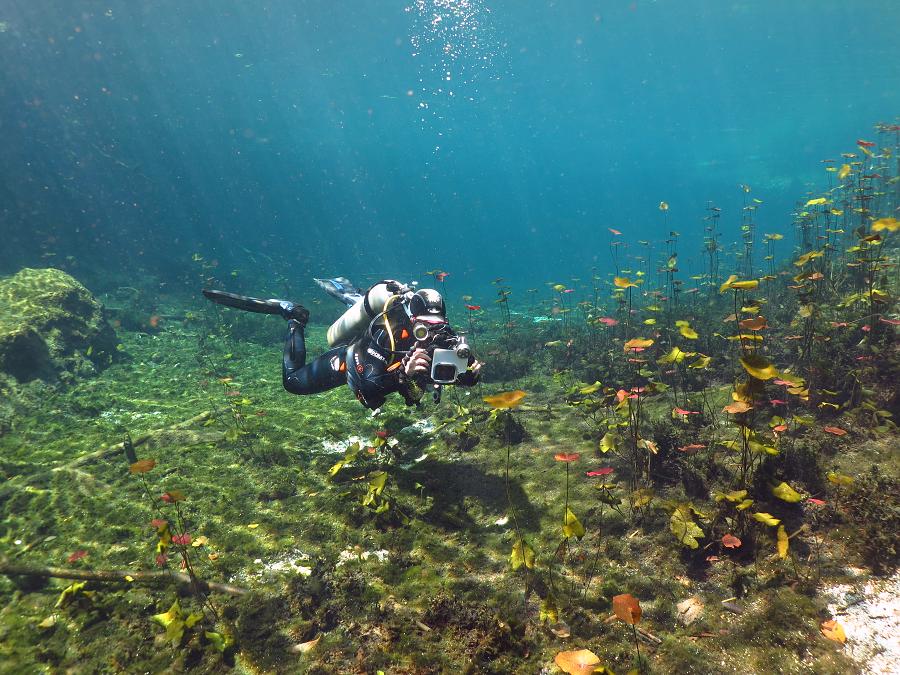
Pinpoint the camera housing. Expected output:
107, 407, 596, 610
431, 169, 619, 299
430, 345, 470, 384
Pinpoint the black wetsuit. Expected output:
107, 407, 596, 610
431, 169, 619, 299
283, 301, 430, 410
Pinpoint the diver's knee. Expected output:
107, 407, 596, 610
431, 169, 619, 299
283, 370, 303, 395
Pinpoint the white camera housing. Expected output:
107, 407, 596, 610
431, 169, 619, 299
430, 348, 469, 384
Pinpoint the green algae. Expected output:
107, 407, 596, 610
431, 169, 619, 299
0, 267, 117, 383
0, 286, 893, 674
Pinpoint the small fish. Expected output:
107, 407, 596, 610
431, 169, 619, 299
608, 227, 622, 235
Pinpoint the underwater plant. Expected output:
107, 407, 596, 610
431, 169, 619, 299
613, 592, 644, 673
128, 458, 233, 652
483, 390, 533, 600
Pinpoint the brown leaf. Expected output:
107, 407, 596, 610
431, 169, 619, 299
739, 316, 768, 331
721, 534, 742, 549
612, 593, 642, 625
129, 459, 156, 474
723, 401, 752, 414
554, 649, 601, 675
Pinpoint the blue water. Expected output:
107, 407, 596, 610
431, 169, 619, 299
2, 0, 898, 305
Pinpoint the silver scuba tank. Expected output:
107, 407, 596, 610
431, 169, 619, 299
326, 282, 403, 347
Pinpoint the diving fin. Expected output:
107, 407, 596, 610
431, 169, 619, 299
314, 277, 364, 308
201, 289, 308, 324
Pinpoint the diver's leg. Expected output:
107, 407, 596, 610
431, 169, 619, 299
283, 319, 308, 373
283, 323, 347, 395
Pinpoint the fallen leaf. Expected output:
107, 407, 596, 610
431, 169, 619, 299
821, 619, 847, 644
823, 426, 847, 436
549, 621, 571, 638
722, 534, 742, 549
554, 649, 602, 675
290, 635, 321, 654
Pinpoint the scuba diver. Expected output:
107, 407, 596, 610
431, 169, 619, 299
202, 278, 482, 410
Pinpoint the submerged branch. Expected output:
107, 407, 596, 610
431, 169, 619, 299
0, 557, 248, 597
66, 410, 217, 469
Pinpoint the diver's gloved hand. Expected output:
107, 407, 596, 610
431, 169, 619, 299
278, 301, 309, 326
456, 360, 483, 387
403, 348, 432, 377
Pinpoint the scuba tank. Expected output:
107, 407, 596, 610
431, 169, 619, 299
326, 280, 408, 347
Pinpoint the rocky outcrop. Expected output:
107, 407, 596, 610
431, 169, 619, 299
0, 268, 117, 384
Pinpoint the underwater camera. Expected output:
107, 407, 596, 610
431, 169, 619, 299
410, 319, 471, 384
430, 339, 471, 384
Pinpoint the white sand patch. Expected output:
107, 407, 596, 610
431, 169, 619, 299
232, 549, 312, 583
406, 419, 435, 434
336, 548, 390, 566
824, 570, 900, 674
320, 435, 367, 455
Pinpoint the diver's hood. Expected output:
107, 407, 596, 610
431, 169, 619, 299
408, 288, 446, 322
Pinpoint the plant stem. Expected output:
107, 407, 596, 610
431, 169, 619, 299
632, 623, 643, 674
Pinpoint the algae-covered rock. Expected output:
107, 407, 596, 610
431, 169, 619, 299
0, 268, 117, 383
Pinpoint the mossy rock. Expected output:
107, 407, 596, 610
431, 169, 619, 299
0, 268, 117, 383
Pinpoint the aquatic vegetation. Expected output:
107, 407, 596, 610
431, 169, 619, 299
613, 593, 645, 672
0, 126, 896, 673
